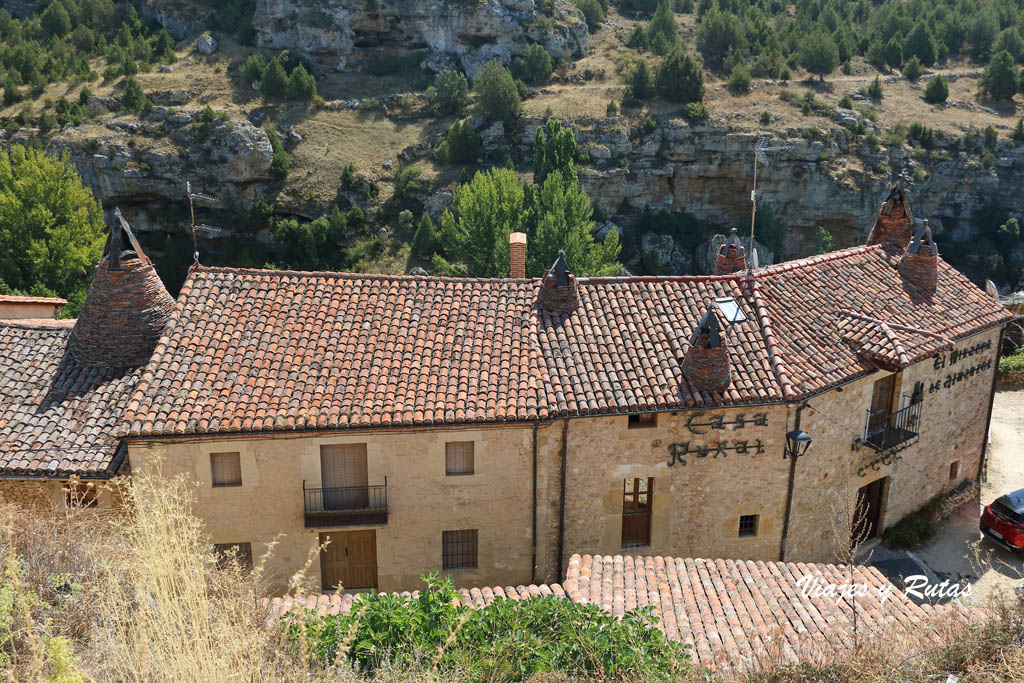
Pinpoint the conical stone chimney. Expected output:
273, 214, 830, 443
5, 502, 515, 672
714, 228, 747, 275
537, 251, 578, 315
866, 181, 913, 251
68, 210, 175, 368
682, 305, 731, 393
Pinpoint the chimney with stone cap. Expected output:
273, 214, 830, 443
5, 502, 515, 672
682, 305, 731, 393
68, 210, 176, 368
714, 227, 747, 275
537, 251, 578, 314
510, 232, 527, 279
898, 218, 939, 293
866, 181, 913, 251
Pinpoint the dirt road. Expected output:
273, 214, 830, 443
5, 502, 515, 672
915, 388, 1024, 607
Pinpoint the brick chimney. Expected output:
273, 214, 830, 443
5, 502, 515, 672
68, 210, 175, 368
898, 218, 939, 293
682, 305, 731, 393
537, 251, 578, 315
714, 228, 747, 275
510, 232, 527, 279
866, 181, 913, 251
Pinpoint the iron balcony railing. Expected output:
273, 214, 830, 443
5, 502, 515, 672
302, 478, 388, 527
862, 401, 923, 452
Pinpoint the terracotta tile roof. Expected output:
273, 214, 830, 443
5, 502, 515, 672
0, 320, 139, 477
562, 554, 963, 669
126, 246, 1011, 437
538, 276, 782, 413
0, 295, 68, 305
262, 583, 566, 618
124, 269, 543, 436
754, 246, 1011, 396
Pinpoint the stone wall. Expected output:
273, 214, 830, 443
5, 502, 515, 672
0, 479, 63, 509
127, 423, 538, 594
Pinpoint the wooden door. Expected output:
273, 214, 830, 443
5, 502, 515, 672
621, 477, 653, 548
319, 530, 378, 590
868, 374, 900, 435
854, 477, 887, 543
321, 444, 368, 510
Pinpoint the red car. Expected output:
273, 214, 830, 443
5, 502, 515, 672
980, 488, 1024, 551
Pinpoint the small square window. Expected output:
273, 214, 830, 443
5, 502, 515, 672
628, 413, 657, 429
210, 452, 242, 487
214, 542, 253, 571
949, 461, 960, 481
445, 442, 475, 476
442, 529, 478, 569
738, 514, 759, 538
65, 481, 99, 508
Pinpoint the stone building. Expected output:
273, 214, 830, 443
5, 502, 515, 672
0, 187, 1012, 594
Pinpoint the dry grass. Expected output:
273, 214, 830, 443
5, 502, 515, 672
2, 472, 1024, 681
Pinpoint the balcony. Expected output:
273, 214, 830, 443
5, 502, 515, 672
861, 401, 923, 453
303, 479, 388, 528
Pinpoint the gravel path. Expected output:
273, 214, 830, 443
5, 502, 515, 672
914, 388, 1024, 607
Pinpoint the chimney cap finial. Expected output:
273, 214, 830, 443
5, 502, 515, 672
907, 218, 938, 256
689, 305, 723, 347
552, 251, 570, 286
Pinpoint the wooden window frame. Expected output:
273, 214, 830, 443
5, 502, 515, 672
628, 412, 658, 429
442, 529, 478, 569
445, 441, 475, 476
210, 452, 242, 487
214, 542, 253, 570
738, 514, 759, 538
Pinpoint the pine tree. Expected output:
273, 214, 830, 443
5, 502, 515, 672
884, 35, 903, 71
41, 1, 71, 37
473, 60, 521, 123
260, 58, 289, 99
980, 50, 1019, 101
533, 118, 579, 187
647, 0, 678, 55
924, 75, 949, 104
800, 32, 839, 81
411, 213, 436, 256
655, 49, 705, 103
905, 22, 937, 66
287, 64, 317, 101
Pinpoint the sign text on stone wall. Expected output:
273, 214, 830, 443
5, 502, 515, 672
668, 439, 767, 467
932, 339, 992, 371
927, 358, 992, 395
685, 411, 768, 434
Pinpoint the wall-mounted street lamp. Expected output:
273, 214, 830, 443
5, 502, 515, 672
784, 429, 812, 460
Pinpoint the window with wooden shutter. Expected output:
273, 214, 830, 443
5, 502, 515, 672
445, 442, 475, 476
210, 452, 242, 487
442, 529, 478, 569
621, 477, 653, 548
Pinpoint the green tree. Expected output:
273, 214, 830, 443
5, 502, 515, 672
800, 32, 839, 81
727, 63, 750, 92
924, 75, 948, 104
628, 24, 649, 51
260, 57, 289, 99
241, 54, 267, 85
71, 24, 96, 52
647, 0, 677, 55
628, 59, 654, 99
41, 1, 72, 37
429, 70, 470, 115
0, 146, 106, 317
980, 50, 1019, 101
533, 118, 578, 187
153, 30, 176, 61
655, 49, 705, 103
473, 60, 520, 123
264, 124, 290, 179
521, 44, 553, 83
1012, 117, 1024, 143
904, 22, 937, 66
528, 170, 620, 277
884, 35, 904, 71
696, 7, 746, 67
436, 167, 526, 277
287, 64, 317, 101
867, 75, 884, 100
993, 27, 1024, 63
968, 10, 1000, 58
436, 119, 482, 165
572, 0, 604, 32
121, 75, 148, 112
411, 213, 436, 256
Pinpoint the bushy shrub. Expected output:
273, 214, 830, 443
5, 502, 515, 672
683, 101, 709, 122
627, 59, 654, 100
411, 213, 435, 256
473, 60, 521, 123
286, 64, 317, 102
656, 50, 704, 103
696, 6, 746, 67
838, 95, 853, 109
260, 57, 289, 98
867, 75, 884, 100
286, 573, 691, 679
121, 76, 149, 112
646, 0, 677, 54
429, 70, 470, 115
241, 53, 267, 85
436, 119, 482, 165
980, 50, 1019, 101
264, 125, 289, 179
1012, 118, 1024, 143
628, 24, 649, 51
924, 75, 949, 104
521, 43, 553, 83
902, 56, 924, 81
727, 63, 751, 93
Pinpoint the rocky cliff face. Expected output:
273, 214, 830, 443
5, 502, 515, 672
250, 0, 588, 77
491, 116, 1024, 282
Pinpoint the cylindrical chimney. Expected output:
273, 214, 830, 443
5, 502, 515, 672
715, 227, 747, 275
682, 306, 731, 393
898, 219, 938, 293
510, 232, 527, 279
537, 251, 578, 314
